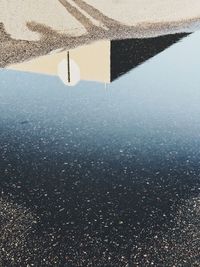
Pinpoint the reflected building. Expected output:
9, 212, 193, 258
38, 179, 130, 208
111, 33, 188, 81
7, 33, 188, 85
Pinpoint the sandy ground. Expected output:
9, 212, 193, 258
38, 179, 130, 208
86, 0, 200, 25
0, 0, 86, 41
0, 0, 200, 67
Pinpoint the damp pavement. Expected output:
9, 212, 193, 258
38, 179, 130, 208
0, 32, 200, 266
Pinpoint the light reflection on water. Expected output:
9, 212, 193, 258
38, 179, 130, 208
0, 31, 200, 266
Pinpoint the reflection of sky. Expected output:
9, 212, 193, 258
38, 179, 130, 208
0, 31, 200, 266
1, 32, 200, 145
1, 31, 200, 186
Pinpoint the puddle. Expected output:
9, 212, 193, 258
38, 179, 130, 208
0, 31, 200, 266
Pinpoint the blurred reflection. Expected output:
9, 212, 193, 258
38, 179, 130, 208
7, 33, 188, 86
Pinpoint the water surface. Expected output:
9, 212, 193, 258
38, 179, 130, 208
0, 32, 200, 266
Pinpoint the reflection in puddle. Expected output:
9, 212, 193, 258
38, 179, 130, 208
1, 31, 200, 266
7, 33, 188, 86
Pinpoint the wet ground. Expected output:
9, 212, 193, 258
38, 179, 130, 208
0, 31, 200, 266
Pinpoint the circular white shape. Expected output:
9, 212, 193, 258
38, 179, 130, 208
57, 58, 81, 87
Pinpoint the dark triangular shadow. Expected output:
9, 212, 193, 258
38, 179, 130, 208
111, 33, 190, 82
